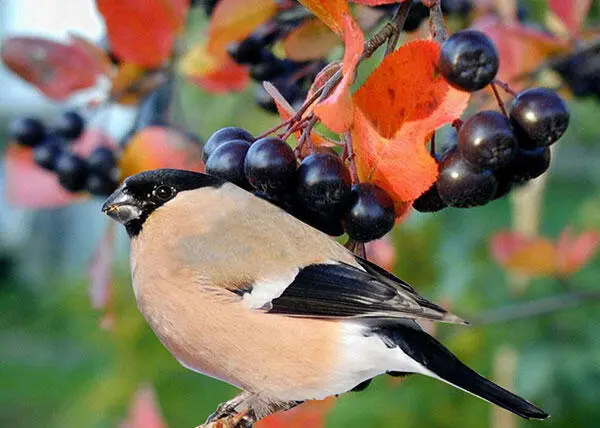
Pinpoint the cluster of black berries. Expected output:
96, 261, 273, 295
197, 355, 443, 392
8, 112, 119, 196
202, 127, 396, 242
414, 87, 569, 211
553, 44, 600, 102
412, 28, 569, 211
225, 10, 325, 113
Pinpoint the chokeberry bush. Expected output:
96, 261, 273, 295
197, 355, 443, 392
1, 1, 600, 427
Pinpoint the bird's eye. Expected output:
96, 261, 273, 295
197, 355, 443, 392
154, 185, 175, 201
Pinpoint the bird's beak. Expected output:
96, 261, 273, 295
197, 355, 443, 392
102, 188, 141, 224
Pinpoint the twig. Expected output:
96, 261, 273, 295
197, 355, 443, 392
426, 0, 448, 44
385, 1, 413, 56
493, 79, 518, 97
343, 131, 359, 181
490, 82, 509, 117
471, 290, 600, 325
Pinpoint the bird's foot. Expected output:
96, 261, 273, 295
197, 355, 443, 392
196, 408, 255, 428
205, 392, 252, 423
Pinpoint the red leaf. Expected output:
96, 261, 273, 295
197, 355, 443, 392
351, 40, 470, 204
474, 17, 569, 86
119, 127, 205, 178
121, 384, 167, 428
548, 0, 592, 36
556, 228, 600, 276
256, 398, 335, 428
97, 0, 189, 67
4, 130, 115, 208
1, 36, 108, 100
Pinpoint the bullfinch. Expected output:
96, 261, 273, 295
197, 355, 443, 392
102, 168, 548, 424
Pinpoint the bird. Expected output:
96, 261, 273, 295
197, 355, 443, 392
102, 168, 549, 424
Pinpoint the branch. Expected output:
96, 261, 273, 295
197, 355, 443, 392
385, 1, 413, 55
426, 0, 448, 44
471, 290, 600, 326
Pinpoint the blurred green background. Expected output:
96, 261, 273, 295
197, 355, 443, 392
1, 1, 600, 427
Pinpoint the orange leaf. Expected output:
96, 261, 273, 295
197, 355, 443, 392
283, 18, 340, 62
474, 17, 569, 86
256, 398, 335, 428
207, 0, 279, 57
351, 0, 407, 4
110, 63, 149, 105
97, 0, 189, 67
313, 14, 363, 133
119, 126, 205, 178
4, 130, 115, 208
351, 40, 470, 203
556, 228, 600, 276
490, 231, 557, 277
1, 36, 107, 100
548, 0, 592, 37
297, 0, 349, 36
181, 44, 250, 93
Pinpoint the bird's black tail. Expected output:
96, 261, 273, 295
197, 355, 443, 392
379, 325, 549, 420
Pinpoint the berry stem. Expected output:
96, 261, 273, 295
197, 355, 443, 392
426, 0, 448, 44
385, 1, 413, 56
294, 115, 318, 158
343, 131, 359, 182
490, 82, 509, 118
345, 239, 367, 259
493, 79, 518, 97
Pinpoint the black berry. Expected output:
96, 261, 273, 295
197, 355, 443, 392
244, 137, 297, 194
343, 184, 396, 242
53, 111, 85, 140
296, 153, 352, 218
458, 110, 518, 171
413, 184, 447, 212
441, 0, 473, 17
492, 171, 514, 200
88, 147, 117, 174
509, 147, 551, 183
33, 139, 63, 171
249, 53, 285, 81
203, 127, 254, 162
404, 1, 429, 32
436, 146, 497, 207
205, 140, 251, 188
9, 117, 46, 147
86, 172, 118, 196
55, 151, 89, 192
439, 30, 499, 92
509, 88, 570, 148
227, 39, 265, 65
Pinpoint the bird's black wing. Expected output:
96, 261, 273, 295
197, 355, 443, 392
267, 258, 466, 324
